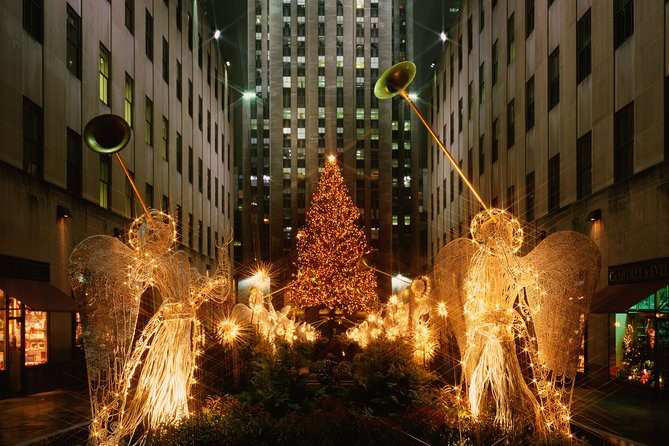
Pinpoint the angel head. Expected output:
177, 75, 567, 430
470, 208, 524, 255
128, 210, 177, 256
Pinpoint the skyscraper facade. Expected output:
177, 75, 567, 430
238, 0, 427, 286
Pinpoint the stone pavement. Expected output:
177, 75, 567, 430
572, 381, 669, 446
0, 390, 90, 446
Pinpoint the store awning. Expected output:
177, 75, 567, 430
591, 280, 668, 313
0, 278, 78, 312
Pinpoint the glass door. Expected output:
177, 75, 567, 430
7, 297, 24, 393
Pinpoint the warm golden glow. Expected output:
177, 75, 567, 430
69, 209, 234, 445
432, 208, 601, 438
288, 157, 377, 313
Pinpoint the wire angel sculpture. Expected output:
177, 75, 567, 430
432, 208, 600, 437
69, 210, 233, 445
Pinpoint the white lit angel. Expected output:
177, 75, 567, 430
433, 208, 600, 437
69, 210, 233, 445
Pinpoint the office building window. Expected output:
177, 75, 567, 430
126, 173, 136, 218
526, 0, 534, 37
526, 171, 535, 221
145, 10, 153, 61
478, 135, 485, 175
188, 79, 193, 116
144, 97, 153, 145
176, 132, 182, 173
125, 0, 134, 34
187, 13, 193, 50
467, 16, 473, 54
577, 132, 592, 199
502, 186, 514, 217
492, 39, 498, 86
614, 102, 634, 183
23, 97, 43, 178
198, 96, 203, 130
198, 157, 203, 193
480, 0, 485, 31
145, 183, 154, 208
458, 36, 463, 70
66, 5, 82, 78
188, 146, 193, 183
207, 168, 211, 200
492, 118, 499, 162
99, 155, 111, 209
548, 48, 559, 109
198, 220, 203, 253
99, 44, 111, 105
450, 170, 454, 202
548, 154, 560, 213
188, 213, 193, 248
458, 98, 463, 132
577, 9, 591, 83
614, 0, 634, 49
66, 128, 82, 196
162, 37, 169, 82
526, 76, 534, 130
23, 0, 43, 43
507, 99, 515, 148
215, 177, 219, 207
176, 60, 182, 101
507, 13, 515, 65
468, 82, 473, 120
162, 116, 169, 160
124, 73, 134, 127
479, 63, 485, 104
176, 0, 182, 31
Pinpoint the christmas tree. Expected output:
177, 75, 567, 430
289, 156, 377, 314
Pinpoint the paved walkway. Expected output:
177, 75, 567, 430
0, 390, 90, 446
572, 382, 669, 446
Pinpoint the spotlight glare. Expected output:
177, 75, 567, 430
440, 31, 447, 42
243, 91, 256, 100
213, 30, 221, 40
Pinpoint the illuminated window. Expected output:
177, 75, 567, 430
392, 215, 398, 226
99, 44, 110, 105
99, 155, 111, 209
25, 307, 47, 366
124, 73, 134, 126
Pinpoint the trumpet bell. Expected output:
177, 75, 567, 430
374, 61, 416, 100
83, 114, 132, 154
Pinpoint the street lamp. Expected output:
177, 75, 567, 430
408, 92, 418, 100
440, 31, 447, 42
213, 29, 221, 40
243, 91, 256, 100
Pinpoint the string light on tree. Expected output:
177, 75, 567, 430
288, 156, 377, 314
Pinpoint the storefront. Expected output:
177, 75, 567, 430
590, 257, 669, 390
0, 277, 82, 397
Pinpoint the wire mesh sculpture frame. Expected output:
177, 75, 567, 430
69, 210, 233, 445
432, 208, 601, 437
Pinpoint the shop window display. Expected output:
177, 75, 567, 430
0, 291, 5, 370
25, 307, 47, 366
614, 285, 669, 388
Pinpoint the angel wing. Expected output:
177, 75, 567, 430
431, 237, 478, 357
522, 231, 601, 377
69, 235, 148, 382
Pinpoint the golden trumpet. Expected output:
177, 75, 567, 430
83, 114, 151, 218
374, 62, 488, 210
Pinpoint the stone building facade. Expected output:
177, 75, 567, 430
0, 0, 234, 396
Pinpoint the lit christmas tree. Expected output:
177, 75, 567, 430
289, 156, 378, 314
